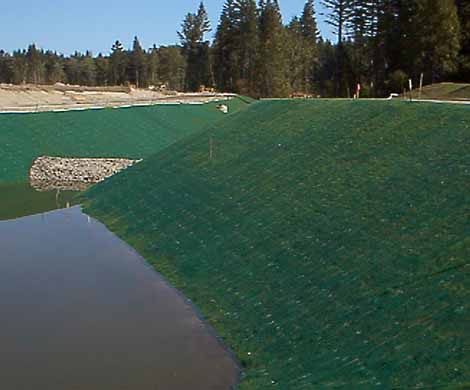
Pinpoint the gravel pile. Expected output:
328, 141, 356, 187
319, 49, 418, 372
30, 156, 141, 187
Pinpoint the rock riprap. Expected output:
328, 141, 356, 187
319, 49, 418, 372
30, 156, 141, 187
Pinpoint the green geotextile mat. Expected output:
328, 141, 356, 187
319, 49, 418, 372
0, 97, 249, 183
83, 100, 470, 389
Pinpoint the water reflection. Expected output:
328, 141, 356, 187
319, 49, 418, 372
0, 207, 239, 389
0, 182, 78, 221
30, 179, 91, 192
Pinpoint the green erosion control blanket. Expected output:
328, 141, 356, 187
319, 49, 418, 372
0, 97, 249, 183
83, 100, 470, 389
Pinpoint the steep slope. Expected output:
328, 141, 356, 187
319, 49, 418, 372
83, 100, 470, 389
0, 97, 248, 183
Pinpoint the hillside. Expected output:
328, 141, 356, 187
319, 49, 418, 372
82, 100, 469, 389
412, 82, 470, 101
0, 97, 249, 183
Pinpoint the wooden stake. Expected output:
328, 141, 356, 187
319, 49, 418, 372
419, 73, 424, 100
408, 79, 413, 102
55, 189, 61, 208
209, 137, 213, 160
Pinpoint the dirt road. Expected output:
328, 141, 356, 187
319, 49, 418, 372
0, 84, 234, 113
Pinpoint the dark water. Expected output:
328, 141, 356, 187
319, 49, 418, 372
0, 182, 78, 221
0, 203, 238, 389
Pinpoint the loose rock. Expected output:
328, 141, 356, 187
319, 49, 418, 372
30, 156, 141, 190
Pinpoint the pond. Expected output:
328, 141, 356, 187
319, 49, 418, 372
0, 182, 78, 221
0, 184, 239, 389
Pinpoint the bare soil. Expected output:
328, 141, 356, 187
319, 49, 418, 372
0, 84, 234, 113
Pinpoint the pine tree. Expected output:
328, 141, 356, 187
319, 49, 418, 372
1, 0, 467, 93
321, 0, 353, 96
64, 53, 80, 85
315, 39, 337, 96
159, 46, 186, 90
301, 0, 319, 41
26, 44, 44, 84
321, 0, 352, 44
286, 17, 306, 93
109, 41, 128, 85
147, 45, 160, 87
256, 0, 290, 97
213, 0, 258, 94
348, 0, 374, 95
455, 0, 470, 80
44, 51, 65, 84
398, 0, 460, 82
79, 51, 97, 86
12, 50, 27, 84
213, 0, 238, 91
197, 2, 212, 38
237, 0, 258, 92
0, 51, 15, 83
128, 36, 148, 88
421, 0, 460, 81
369, 0, 401, 95
179, 2, 212, 91
95, 54, 109, 86
300, 0, 319, 92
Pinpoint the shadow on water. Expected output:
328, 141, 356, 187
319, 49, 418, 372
0, 195, 239, 389
0, 182, 79, 221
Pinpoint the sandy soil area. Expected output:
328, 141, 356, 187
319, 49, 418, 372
0, 84, 234, 113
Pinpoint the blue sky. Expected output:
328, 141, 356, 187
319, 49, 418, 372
1, 0, 332, 55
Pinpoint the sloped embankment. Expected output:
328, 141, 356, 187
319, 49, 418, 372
83, 100, 470, 389
414, 82, 470, 101
0, 97, 249, 183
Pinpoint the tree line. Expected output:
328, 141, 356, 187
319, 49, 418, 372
0, 41, 186, 91
0, 0, 469, 97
